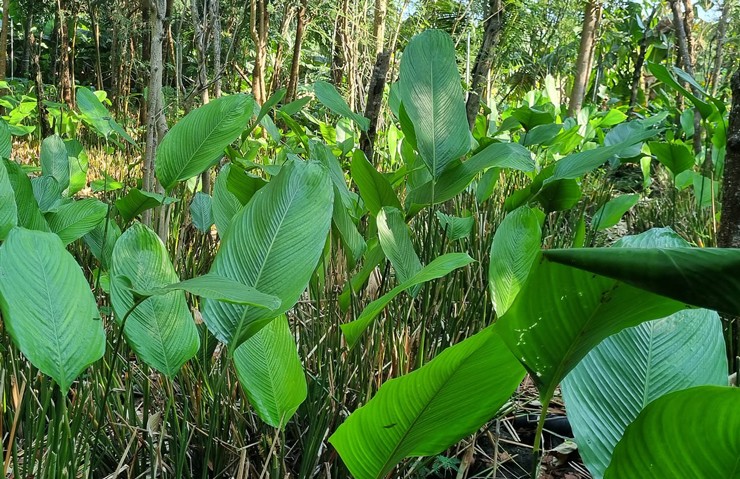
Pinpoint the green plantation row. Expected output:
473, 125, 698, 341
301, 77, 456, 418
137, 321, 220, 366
1, 30, 738, 478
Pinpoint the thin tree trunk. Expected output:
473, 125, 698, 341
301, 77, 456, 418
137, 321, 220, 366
360, 50, 391, 162
191, 0, 210, 104
210, 0, 222, 98
465, 0, 504, 128
628, 6, 658, 114
268, 4, 295, 97
0, 0, 9, 81
568, 0, 601, 117
372, 0, 388, 55
249, 0, 269, 106
57, 0, 74, 108
143, 0, 167, 230
285, 0, 307, 103
32, 33, 52, 139
718, 69, 740, 380
331, 0, 349, 86
21, 8, 33, 77
88, 0, 104, 90
709, 0, 731, 96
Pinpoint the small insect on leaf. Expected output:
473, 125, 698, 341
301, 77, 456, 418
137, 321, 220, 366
384, 423, 397, 429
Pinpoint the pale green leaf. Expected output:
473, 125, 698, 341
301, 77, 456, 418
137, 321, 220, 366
46, 198, 108, 245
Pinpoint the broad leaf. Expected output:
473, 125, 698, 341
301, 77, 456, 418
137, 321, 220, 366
233, 315, 306, 428
649, 141, 694, 176
0, 228, 105, 392
115, 188, 178, 223
489, 206, 544, 316
314, 81, 369, 131
332, 190, 366, 265
76, 87, 136, 145
31, 176, 64, 213
212, 164, 243, 237
40, 135, 70, 192
3, 160, 50, 232
435, 211, 474, 241
65, 139, 89, 196
190, 192, 213, 232
156, 94, 254, 190
202, 160, 333, 346
110, 223, 200, 377
377, 207, 422, 286
83, 219, 121, 270
46, 198, 108, 245
226, 164, 266, 205
604, 386, 740, 478
351, 151, 401, 216
398, 29, 469, 178
0, 160, 17, 239
0, 119, 11, 158
341, 253, 474, 348
647, 63, 715, 118
330, 326, 525, 479
592, 194, 639, 231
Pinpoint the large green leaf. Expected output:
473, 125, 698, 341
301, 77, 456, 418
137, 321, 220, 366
332, 190, 366, 266
435, 211, 474, 241
212, 164, 243, 237
3, 160, 50, 232
233, 315, 306, 428
407, 142, 533, 206
398, 29, 470, 178
592, 194, 639, 231
341, 253, 474, 348
76, 87, 136, 145
496, 254, 685, 400
647, 63, 715, 118
115, 188, 178, 223
0, 160, 17, 240
40, 135, 70, 192
561, 225, 728, 479
65, 139, 90, 196
330, 326, 525, 479
110, 223, 200, 377
648, 141, 694, 176
542, 247, 740, 316
604, 386, 740, 478
156, 94, 254, 190
0, 228, 105, 392
350, 150, 401, 216
83, 219, 121, 270
31, 176, 64, 213
0, 119, 11, 158
313, 81, 369, 131
377, 207, 422, 286
46, 198, 108, 245
488, 206, 544, 316
202, 160, 333, 346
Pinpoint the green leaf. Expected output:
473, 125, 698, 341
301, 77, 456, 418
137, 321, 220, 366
542, 245, 740, 316
604, 386, 740, 479
226, 164, 267, 205
592, 194, 639, 231
0, 119, 11, 158
0, 228, 105, 392
41, 135, 70, 192
398, 29, 470, 178
3, 160, 50, 232
341, 253, 474, 348
202, 160, 333, 347
156, 94, 254, 190
76, 87, 137, 145
332, 190, 367, 266
496, 253, 685, 400
212, 164, 243, 237
110, 223, 200, 377
31, 176, 64, 213
190, 192, 213, 232
561, 228, 728, 479
408, 142, 533, 206
563, 309, 727, 478
0, 160, 18, 240
533, 178, 582, 212
313, 81, 369, 131
435, 211, 474, 241
647, 63, 715, 118
46, 198, 108, 245
233, 315, 306, 428
648, 141, 694, 176
115, 188, 178, 223
489, 206, 544, 316
351, 150, 401, 216
132, 273, 280, 308
377, 207, 422, 287
330, 326, 525, 479
83, 219, 121, 270
65, 139, 89, 196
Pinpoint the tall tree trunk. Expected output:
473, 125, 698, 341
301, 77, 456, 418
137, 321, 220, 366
331, 0, 349, 86
568, 0, 601, 117
360, 50, 391, 162
21, 7, 33, 78
191, 0, 210, 104
628, 6, 658, 114
718, 69, 740, 380
285, 0, 307, 103
88, 0, 104, 90
210, 0, 222, 98
143, 0, 167, 229
0, 0, 9, 81
709, 0, 732, 96
268, 4, 295, 97
372, 0, 388, 55
57, 0, 74, 108
465, 0, 504, 128
249, 0, 269, 106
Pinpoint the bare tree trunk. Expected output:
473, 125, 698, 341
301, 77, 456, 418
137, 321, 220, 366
191, 0, 210, 104
360, 50, 391, 162
22, 7, 33, 77
88, 0, 104, 90
268, 4, 295, 97
372, 0, 388, 55
718, 69, 740, 381
465, 0, 504, 128
250, 0, 269, 106
568, 0, 601, 117
709, 0, 732, 96
286, 0, 307, 103
0, 0, 9, 81
57, 0, 74, 108
331, 0, 349, 86
210, 0, 222, 98
33, 33, 52, 139
143, 0, 167, 230
628, 6, 658, 114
